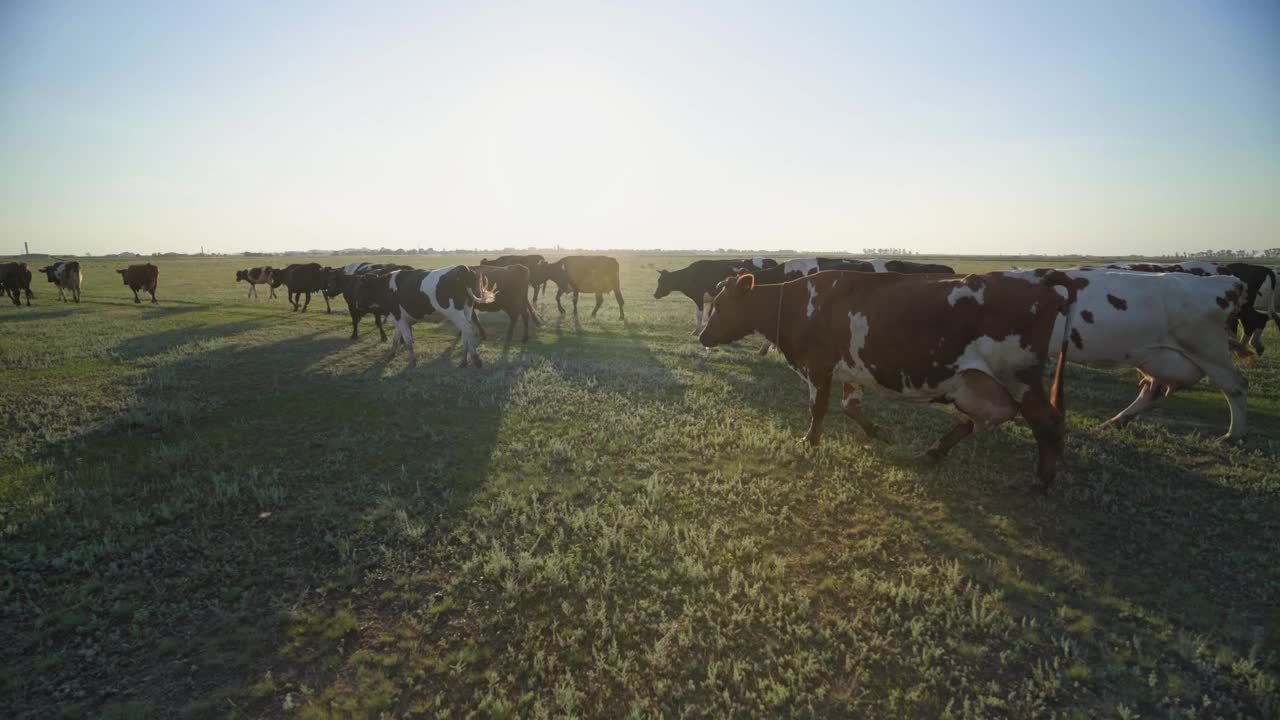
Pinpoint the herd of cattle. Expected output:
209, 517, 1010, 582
2, 254, 1277, 486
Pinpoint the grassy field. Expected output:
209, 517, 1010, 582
2, 254, 1278, 719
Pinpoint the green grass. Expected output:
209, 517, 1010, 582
2, 254, 1278, 718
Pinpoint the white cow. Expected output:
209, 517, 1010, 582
1001, 269, 1251, 440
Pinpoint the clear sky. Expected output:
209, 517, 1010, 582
2, 0, 1278, 256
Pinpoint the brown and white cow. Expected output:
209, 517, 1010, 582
235, 266, 277, 299
1, 262, 34, 306
1096, 262, 1278, 355
470, 264, 541, 343
545, 256, 625, 320
700, 270, 1077, 487
752, 258, 956, 354
39, 261, 83, 303
116, 263, 159, 304
1003, 268, 1252, 440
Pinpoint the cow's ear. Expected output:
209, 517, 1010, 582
737, 274, 755, 291
658, 269, 668, 276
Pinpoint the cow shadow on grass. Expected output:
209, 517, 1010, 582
2, 320, 537, 717
0, 308, 77, 322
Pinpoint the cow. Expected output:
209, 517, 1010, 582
354, 265, 496, 368
269, 263, 332, 313
752, 259, 954, 354
864, 259, 957, 274
545, 256, 625, 320
1003, 268, 1252, 440
0, 262, 35, 306
654, 258, 779, 334
325, 262, 413, 341
38, 261, 83, 303
481, 255, 550, 301
235, 266, 277, 299
115, 263, 159, 304
700, 270, 1078, 487
470, 264, 541, 343
1097, 262, 1278, 355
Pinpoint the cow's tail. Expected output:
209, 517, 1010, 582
1038, 271, 1078, 412
527, 298, 542, 326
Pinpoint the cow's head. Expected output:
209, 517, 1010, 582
268, 268, 285, 287
527, 260, 551, 287
324, 270, 349, 298
543, 261, 570, 291
116, 268, 129, 285
654, 269, 676, 299
353, 273, 390, 311
40, 266, 58, 283
699, 274, 757, 348
235, 269, 249, 283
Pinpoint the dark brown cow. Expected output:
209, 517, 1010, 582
700, 270, 1077, 487
470, 264, 541, 343
545, 256, 625, 319
0, 262, 34, 306
235, 266, 277, 299
481, 255, 550, 301
116, 263, 159, 304
269, 263, 331, 313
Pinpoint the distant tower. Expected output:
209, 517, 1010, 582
24, 241, 29, 255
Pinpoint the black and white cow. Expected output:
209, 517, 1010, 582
1094, 262, 1277, 355
354, 265, 496, 368
1004, 268, 1252, 440
325, 262, 413, 341
654, 257, 778, 333
235, 266, 277, 299
39, 261, 83, 303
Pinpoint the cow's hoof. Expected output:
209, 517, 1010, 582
134, 299, 141, 304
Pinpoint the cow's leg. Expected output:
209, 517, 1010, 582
841, 383, 890, 443
1104, 376, 1163, 429
555, 288, 566, 315
301, 292, 311, 312
473, 309, 488, 341
920, 421, 975, 464
269, 285, 277, 299
1196, 359, 1248, 441
323, 294, 331, 314
132, 288, 141, 304
592, 293, 604, 318
57, 287, 66, 302
802, 373, 832, 446
1017, 381, 1066, 488
349, 307, 361, 340
373, 311, 387, 342
572, 291, 580, 316
247, 283, 255, 298
384, 319, 403, 361
613, 285, 625, 320
149, 286, 157, 303
505, 309, 516, 343
443, 307, 480, 368
692, 302, 704, 335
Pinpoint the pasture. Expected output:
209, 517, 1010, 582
2, 254, 1278, 718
